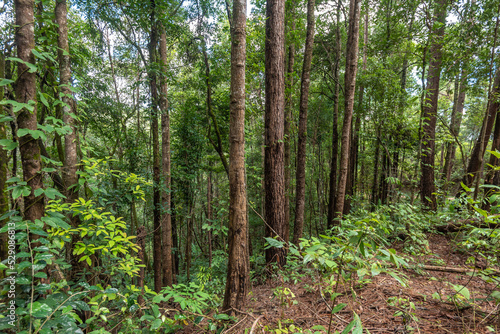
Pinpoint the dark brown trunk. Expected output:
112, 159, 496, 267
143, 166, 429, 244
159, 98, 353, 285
284, 4, 295, 243
137, 225, 146, 306
207, 172, 213, 267
371, 131, 380, 208
420, 0, 447, 211
265, 0, 286, 267
334, 0, 362, 221
292, 0, 315, 245
223, 0, 249, 310
15, 0, 45, 223
327, 5, 341, 229
160, 30, 173, 288
149, 0, 162, 292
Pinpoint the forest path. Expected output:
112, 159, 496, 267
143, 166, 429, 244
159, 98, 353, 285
226, 234, 499, 333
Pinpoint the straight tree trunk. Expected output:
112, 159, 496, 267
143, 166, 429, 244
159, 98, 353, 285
327, 5, 341, 229
334, 0, 362, 221
207, 172, 213, 267
463, 67, 500, 189
15, 0, 45, 223
223, 0, 249, 311
159, 30, 173, 288
149, 0, 162, 292
265, 0, 287, 267
0, 53, 8, 276
284, 4, 295, 244
420, 0, 447, 211
443, 72, 466, 182
292, 0, 315, 245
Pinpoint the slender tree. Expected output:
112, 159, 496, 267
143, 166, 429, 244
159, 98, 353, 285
420, 0, 448, 210
15, 0, 45, 223
223, 0, 249, 311
159, 29, 173, 288
0, 53, 8, 275
149, 0, 162, 292
327, 4, 341, 228
334, 0, 362, 220
265, 0, 286, 267
293, 0, 315, 244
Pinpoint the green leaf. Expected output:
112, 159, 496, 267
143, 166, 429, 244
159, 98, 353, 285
264, 237, 284, 249
31, 302, 53, 317
34, 188, 44, 197
38, 92, 49, 108
331, 303, 347, 313
0, 139, 18, 151
341, 319, 356, 334
0, 78, 14, 86
45, 187, 66, 199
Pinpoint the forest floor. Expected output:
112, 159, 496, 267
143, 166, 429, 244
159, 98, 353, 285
201, 234, 499, 334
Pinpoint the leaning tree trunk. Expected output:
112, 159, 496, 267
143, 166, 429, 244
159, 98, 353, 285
159, 29, 173, 288
223, 0, 249, 311
420, 0, 447, 211
265, 0, 286, 268
15, 0, 45, 223
462, 67, 500, 190
149, 0, 162, 292
334, 0, 362, 221
293, 0, 315, 245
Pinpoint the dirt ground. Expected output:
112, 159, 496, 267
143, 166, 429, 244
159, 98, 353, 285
212, 234, 500, 334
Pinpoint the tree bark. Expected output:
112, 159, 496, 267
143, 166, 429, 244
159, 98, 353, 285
149, 0, 162, 292
223, 0, 249, 311
334, 0, 361, 221
420, 0, 447, 211
15, 0, 45, 223
293, 0, 315, 245
265, 0, 286, 267
327, 4, 341, 229
159, 29, 173, 288
284, 3, 295, 243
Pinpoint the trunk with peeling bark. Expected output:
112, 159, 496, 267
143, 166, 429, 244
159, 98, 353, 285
15, 0, 45, 223
159, 30, 173, 288
334, 0, 361, 221
420, 0, 447, 211
293, 0, 315, 245
223, 0, 249, 311
265, 0, 286, 267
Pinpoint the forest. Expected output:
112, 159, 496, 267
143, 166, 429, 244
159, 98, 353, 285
1, 0, 500, 332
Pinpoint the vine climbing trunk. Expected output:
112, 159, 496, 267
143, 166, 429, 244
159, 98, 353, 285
223, 0, 249, 311
0, 53, 8, 277
293, 0, 315, 245
15, 0, 45, 223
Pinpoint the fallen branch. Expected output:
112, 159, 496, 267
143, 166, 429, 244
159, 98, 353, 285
413, 264, 500, 276
249, 315, 264, 334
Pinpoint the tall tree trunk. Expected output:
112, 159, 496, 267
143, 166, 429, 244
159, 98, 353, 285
284, 2, 295, 243
462, 67, 500, 189
265, 0, 286, 267
159, 30, 173, 288
207, 171, 213, 267
15, 0, 45, 223
137, 225, 146, 306
420, 0, 447, 211
443, 71, 466, 183
327, 5, 341, 229
0, 52, 8, 277
149, 0, 162, 292
334, 0, 362, 221
371, 129, 380, 208
292, 0, 315, 245
223, 0, 249, 311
